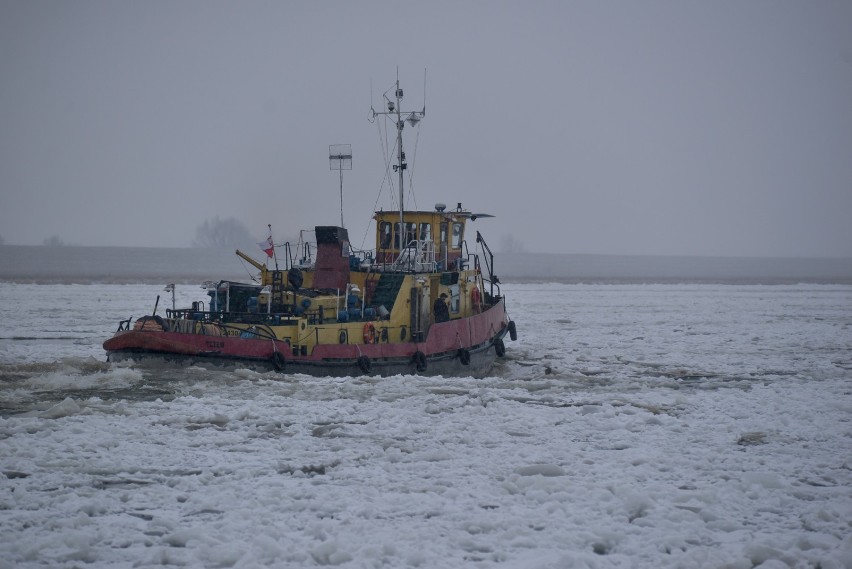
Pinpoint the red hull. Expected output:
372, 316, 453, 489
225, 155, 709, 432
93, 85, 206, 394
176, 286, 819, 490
104, 299, 510, 376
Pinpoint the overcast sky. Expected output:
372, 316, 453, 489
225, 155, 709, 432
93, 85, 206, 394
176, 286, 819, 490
2, 1, 851, 257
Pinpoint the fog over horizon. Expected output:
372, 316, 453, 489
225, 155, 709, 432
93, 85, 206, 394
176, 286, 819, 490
2, 1, 851, 258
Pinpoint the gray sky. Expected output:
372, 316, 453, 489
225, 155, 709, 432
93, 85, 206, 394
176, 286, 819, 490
2, 0, 851, 257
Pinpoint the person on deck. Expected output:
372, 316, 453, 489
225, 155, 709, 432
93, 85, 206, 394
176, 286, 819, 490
433, 293, 449, 323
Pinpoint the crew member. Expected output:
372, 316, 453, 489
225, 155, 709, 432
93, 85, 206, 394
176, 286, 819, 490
433, 293, 449, 323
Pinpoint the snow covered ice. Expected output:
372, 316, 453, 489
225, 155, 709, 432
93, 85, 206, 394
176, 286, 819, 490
1, 282, 851, 568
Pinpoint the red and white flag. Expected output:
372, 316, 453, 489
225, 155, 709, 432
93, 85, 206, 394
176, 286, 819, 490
258, 234, 274, 258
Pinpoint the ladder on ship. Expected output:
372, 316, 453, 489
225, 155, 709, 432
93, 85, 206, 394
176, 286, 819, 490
371, 273, 405, 313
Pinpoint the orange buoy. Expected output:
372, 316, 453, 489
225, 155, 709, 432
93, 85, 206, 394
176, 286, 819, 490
363, 322, 377, 344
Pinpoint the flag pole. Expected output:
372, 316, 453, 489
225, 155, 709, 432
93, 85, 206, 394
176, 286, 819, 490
269, 224, 279, 271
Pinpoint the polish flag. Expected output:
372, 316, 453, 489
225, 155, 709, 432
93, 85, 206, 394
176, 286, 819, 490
258, 235, 274, 258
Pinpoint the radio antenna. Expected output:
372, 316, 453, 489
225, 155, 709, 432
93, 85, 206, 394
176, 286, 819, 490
369, 72, 426, 258
329, 144, 353, 228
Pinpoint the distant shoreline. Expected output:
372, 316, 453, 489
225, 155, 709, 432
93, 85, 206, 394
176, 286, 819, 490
1, 245, 851, 285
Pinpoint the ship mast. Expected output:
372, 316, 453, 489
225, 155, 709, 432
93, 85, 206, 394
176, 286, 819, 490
370, 73, 425, 259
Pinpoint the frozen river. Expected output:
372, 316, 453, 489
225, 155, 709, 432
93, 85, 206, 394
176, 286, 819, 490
1, 282, 851, 568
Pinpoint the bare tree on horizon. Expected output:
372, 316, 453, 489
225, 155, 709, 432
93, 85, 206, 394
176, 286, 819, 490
42, 235, 65, 247
193, 216, 255, 249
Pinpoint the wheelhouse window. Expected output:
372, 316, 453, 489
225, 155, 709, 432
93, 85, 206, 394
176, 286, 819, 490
419, 223, 432, 242
393, 222, 416, 248
451, 222, 464, 249
379, 222, 392, 249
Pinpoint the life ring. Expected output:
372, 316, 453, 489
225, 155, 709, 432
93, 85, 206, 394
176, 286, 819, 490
508, 320, 518, 341
494, 338, 506, 358
457, 348, 471, 365
272, 351, 286, 372
471, 286, 481, 313
412, 350, 427, 372
357, 355, 372, 374
363, 322, 377, 344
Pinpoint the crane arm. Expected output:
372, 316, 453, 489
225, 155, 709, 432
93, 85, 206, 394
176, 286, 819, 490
235, 249, 267, 272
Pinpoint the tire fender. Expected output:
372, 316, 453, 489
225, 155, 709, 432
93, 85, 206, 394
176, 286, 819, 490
508, 320, 518, 341
272, 351, 286, 372
412, 350, 427, 373
494, 338, 506, 358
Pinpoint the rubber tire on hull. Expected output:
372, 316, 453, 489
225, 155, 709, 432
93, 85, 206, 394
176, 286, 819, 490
457, 348, 471, 365
412, 351, 427, 373
494, 338, 506, 357
288, 267, 303, 289
272, 351, 286, 372
508, 320, 518, 341
357, 355, 372, 375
